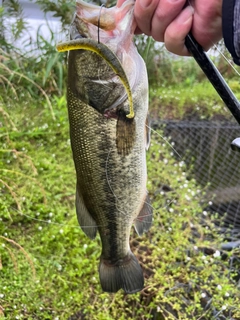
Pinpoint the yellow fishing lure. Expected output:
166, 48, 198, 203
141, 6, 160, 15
56, 39, 134, 119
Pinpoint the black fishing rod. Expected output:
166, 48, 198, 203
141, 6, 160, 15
185, 29, 240, 151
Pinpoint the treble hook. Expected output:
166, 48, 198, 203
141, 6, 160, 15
98, 4, 105, 44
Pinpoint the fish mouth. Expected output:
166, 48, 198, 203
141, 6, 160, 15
71, 1, 115, 41
74, 0, 136, 39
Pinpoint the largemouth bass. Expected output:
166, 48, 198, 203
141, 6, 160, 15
57, 0, 152, 294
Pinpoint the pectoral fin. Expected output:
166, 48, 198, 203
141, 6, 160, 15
134, 193, 152, 236
76, 186, 97, 239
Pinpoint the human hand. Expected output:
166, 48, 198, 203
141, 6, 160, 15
117, 0, 223, 56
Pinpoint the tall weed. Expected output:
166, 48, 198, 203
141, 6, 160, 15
0, 0, 29, 52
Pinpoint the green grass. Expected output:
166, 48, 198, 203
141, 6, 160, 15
1, 93, 240, 319
149, 79, 240, 121
1, 4, 240, 319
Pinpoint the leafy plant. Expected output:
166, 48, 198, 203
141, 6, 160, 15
34, 0, 75, 31
0, 0, 29, 52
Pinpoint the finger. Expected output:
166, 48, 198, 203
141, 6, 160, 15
191, 2, 222, 50
117, 0, 125, 7
164, 6, 194, 56
134, 0, 160, 36
150, 0, 187, 42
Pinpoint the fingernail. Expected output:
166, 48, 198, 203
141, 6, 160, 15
138, 0, 152, 8
176, 6, 194, 24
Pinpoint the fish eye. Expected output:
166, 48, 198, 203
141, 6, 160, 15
70, 21, 87, 40
74, 34, 86, 40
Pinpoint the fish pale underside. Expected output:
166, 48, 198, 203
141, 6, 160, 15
59, 0, 153, 294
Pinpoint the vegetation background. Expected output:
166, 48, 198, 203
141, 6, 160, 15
1, 0, 240, 319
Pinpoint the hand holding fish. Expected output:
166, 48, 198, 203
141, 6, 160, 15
117, 0, 223, 56
118, 0, 222, 55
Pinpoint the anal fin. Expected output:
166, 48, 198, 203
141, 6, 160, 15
76, 186, 97, 239
134, 192, 153, 236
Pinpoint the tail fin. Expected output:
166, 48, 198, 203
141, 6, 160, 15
99, 251, 144, 294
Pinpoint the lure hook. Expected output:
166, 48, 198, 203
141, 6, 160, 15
98, 4, 105, 44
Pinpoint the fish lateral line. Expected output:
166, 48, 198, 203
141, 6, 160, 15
56, 39, 134, 119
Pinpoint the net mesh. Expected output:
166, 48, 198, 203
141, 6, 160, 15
152, 119, 240, 241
